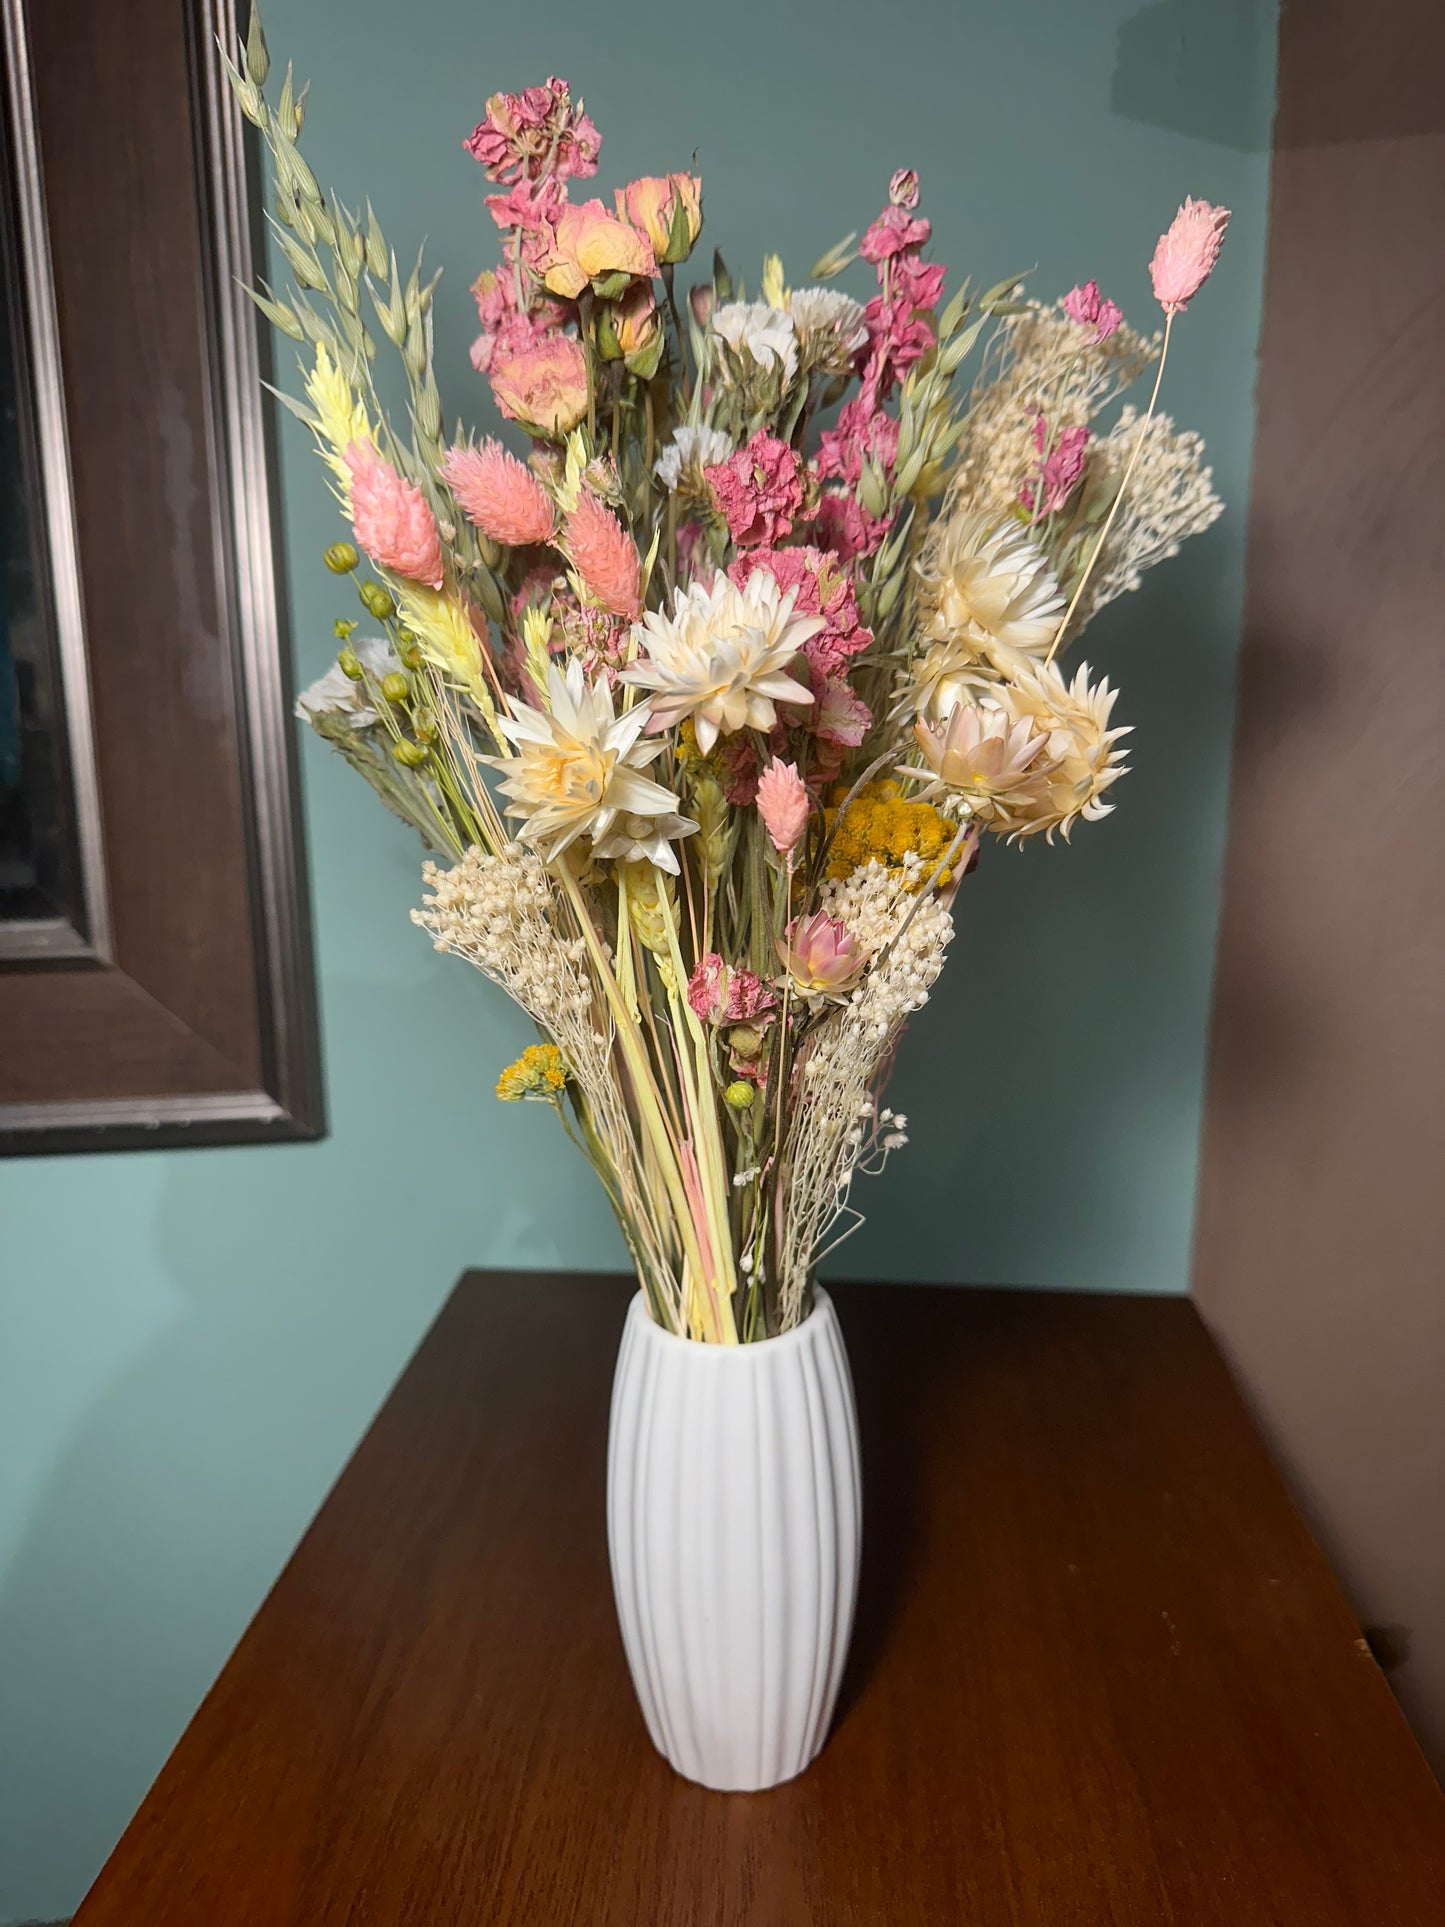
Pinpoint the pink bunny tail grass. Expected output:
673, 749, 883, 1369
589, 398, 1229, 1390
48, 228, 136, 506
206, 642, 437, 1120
565, 490, 642, 620
443, 440, 555, 547
346, 442, 445, 589
1149, 199, 1230, 315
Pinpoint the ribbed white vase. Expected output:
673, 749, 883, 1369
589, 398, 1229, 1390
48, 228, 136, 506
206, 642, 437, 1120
606, 1287, 861, 1791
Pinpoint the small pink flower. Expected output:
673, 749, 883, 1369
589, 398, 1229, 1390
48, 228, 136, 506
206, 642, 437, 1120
888, 168, 920, 210
756, 759, 810, 856
1062, 279, 1123, 343
1021, 417, 1090, 516
345, 442, 444, 589
860, 204, 931, 265
687, 954, 780, 1024
891, 254, 946, 312
564, 491, 641, 620
688, 952, 728, 1022
814, 674, 871, 747
463, 78, 599, 185
777, 911, 863, 997
815, 490, 889, 564
725, 968, 778, 1023
704, 431, 807, 549
443, 440, 555, 548
540, 198, 656, 300
1149, 198, 1230, 314
489, 335, 590, 437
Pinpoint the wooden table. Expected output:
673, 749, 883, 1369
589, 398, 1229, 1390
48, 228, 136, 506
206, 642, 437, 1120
74, 1274, 1445, 1925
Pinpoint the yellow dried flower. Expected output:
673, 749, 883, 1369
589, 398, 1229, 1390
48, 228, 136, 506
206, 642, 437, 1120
824, 782, 957, 888
495, 1042, 569, 1102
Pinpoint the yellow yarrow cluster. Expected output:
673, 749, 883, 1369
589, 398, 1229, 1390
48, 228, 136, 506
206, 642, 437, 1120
495, 1042, 568, 1102
825, 781, 956, 889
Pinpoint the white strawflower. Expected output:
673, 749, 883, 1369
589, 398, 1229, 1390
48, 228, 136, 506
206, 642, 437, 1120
654, 424, 733, 491
489, 658, 696, 872
711, 301, 798, 387
998, 659, 1131, 840
914, 512, 1065, 716
788, 287, 868, 372
295, 637, 399, 728
622, 568, 822, 754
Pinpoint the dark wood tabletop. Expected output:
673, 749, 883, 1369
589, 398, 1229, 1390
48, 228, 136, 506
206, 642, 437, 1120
74, 1273, 1445, 1926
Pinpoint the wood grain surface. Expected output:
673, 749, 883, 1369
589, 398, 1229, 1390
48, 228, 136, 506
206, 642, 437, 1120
73, 1275, 1445, 1926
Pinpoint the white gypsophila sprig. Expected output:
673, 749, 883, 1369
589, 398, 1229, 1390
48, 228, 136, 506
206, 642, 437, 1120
777, 860, 953, 1329
654, 424, 733, 491
295, 637, 400, 728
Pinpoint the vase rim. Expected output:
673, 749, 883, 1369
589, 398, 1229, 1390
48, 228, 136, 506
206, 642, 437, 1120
627, 1285, 832, 1357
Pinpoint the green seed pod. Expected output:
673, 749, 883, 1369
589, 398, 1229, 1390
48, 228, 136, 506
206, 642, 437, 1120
332, 616, 358, 641
381, 671, 409, 704
359, 582, 396, 620
337, 646, 362, 680
398, 640, 423, 670
324, 541, 359, 574
724, 1080, 756, 1112
392, 739, 428, 768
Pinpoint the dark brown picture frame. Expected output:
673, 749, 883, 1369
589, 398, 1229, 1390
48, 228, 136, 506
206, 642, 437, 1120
0, 0, 321, 1153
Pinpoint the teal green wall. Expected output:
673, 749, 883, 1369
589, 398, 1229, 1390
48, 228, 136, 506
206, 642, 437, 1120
0, 2, 1276, 1915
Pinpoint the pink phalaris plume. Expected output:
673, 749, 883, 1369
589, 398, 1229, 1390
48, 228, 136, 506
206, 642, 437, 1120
564, 490, 641, 620
443, 440, 555, 548
345, 442, 444, 589
1149, 199, 1230, 315
755, 759, 810, 857
1062, 279, 1123, 343
777, 911, 863, 997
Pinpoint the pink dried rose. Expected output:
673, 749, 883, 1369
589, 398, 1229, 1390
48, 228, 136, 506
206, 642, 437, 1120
345, 442, 444, 589
1021, 417, 1090, 517
489, 334, 589, 436
888, 168, 920, 210
564, 491, 642, 620
777, 912, 863, 997
443, 440, 555, 548
704, 431, 807, 549
463, 78, 600, 185
541, 199, 656, 300
615, 173, 702, 265
1149, 198, 1230, 314
756, 759, 810, 856
1062, 279, 1123, 343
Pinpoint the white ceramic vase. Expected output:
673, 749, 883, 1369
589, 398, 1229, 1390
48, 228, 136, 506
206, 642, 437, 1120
606, 1287, 862, 1791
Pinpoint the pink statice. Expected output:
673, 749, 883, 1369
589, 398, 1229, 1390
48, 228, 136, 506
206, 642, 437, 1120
1062, 279, 1123, 343
889, 167, 920, 210
704, 432, 807, 548
443, 440, 555, 547
756, 759, 810, 856
564, 491, 641, 620
346, 442, 444, 589
728, 546, 872, 677
463, 78, 600, 185
1021, 417, 1090, 517
1149, 199, 1230, 314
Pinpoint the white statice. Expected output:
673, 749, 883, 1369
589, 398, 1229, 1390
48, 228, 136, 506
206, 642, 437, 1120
489, 658, 696, 872
623, 568, 820, 754
653, 424, 734, 492
787, 286, 868, 373
913, 512, 1065, 716
294, 637, 399, 728
710, 301, 798, 388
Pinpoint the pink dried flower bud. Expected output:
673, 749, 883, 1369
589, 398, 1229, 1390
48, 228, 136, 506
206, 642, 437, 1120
888, 168, 920, 210
777, 911, 863, 997
345, 441, 444, 590
564, 490, 642, 620
1149, 198, 1230, 315
1061, 279, 1123, 343
489, 335, 590, 439
442, 440, 555, 548
755, 758, 810, 856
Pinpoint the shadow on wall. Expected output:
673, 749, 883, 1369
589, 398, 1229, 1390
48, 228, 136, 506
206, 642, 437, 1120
1112, 0, 1275, 150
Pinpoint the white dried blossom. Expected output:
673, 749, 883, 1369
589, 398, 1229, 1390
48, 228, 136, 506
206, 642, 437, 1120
788, 286, 868, 373
653, 423, 734, 491
295, 637, 399, 728
710, 301, 798, 388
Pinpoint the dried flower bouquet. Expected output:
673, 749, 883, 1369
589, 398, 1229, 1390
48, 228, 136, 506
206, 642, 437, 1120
229, 13, 1228, 1343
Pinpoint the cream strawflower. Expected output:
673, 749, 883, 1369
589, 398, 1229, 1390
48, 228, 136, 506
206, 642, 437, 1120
998, 660, 1131, 840
915, 512, 1066, 715
913, 699, 1055, 829
623, 568, 821, 754
489, 659, 697, 872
